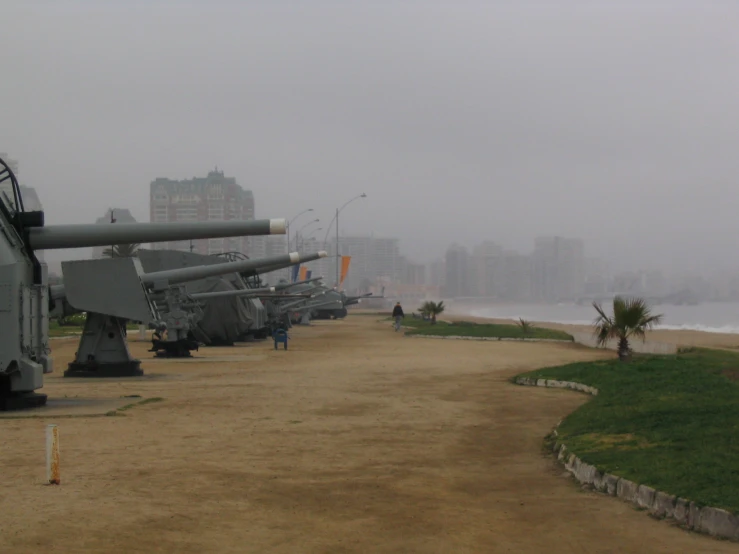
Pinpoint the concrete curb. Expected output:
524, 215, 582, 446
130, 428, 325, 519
404, 334, 572, 343
515, 377, 739, 542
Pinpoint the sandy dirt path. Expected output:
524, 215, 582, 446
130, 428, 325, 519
0, 316, 735, 553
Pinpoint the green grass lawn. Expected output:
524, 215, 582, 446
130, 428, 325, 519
399, 317, 573, 341
516, 348, 739, 513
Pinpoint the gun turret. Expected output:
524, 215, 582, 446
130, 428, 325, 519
60, 251, 329, 372
0, 154, 292, 409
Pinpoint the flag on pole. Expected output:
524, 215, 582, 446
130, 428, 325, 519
339, 256, 352, 288
299, 266, 308, 281
291, 264, 300, 283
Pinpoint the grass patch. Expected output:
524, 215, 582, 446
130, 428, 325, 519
117, 397, 164, 412
399, 318, 573, 341
517, 348, 739, 513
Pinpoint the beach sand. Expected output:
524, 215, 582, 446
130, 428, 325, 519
0, 316, 735, 553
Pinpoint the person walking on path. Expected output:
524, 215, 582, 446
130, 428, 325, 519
392, 302, 405, 331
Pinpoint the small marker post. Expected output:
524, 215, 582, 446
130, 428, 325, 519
46, 424, 60, 485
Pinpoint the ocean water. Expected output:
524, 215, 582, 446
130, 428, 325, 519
469, 302, 739, 334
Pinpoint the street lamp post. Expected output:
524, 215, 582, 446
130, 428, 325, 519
295, 219, 320, 251
286, 208, 314, 252
323, 194, 367, 289
298, 227, 323, 251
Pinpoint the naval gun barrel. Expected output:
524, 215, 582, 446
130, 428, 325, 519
344, 292, 374, 305
253, 293, 313, 299
274, 277, 323, 290
28, 219, 286, 250
286, 285, 325, 296
278, 292, 327, 311
189, 286, 276, 300
141, 250, 327, 288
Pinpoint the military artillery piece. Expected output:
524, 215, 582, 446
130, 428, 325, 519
312, 291, 376, 320
136, 249, 327, 345
0, 154, 288, 409
60, 251, 327, 372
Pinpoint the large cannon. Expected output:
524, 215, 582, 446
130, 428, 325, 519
135, 249, 328, 345
0, 156, 286, 410
59, 250, 327, 371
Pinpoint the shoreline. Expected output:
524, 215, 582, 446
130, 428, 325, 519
351, 308, 739, 350
442, 309, 739, 350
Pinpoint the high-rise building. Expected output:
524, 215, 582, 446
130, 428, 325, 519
531, 236, 585, 301
427, 259, 446, 288
401, 260, 426, 286
478, 250, 532, 300
338, 235, 402, 291
471, 241, 504, 296
444, 244, 471, 297
149, 168, 255, 255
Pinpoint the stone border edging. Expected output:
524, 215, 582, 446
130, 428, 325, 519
515, 376, 739, 542
404, 334, 572, 343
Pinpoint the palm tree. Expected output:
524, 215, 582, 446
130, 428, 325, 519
592, 296, 663, 361
103, 243, 140, 258
517, 318, 535, 336
420, 300, 445, 325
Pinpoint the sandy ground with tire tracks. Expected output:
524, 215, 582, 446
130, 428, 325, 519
0, 315, 735, 553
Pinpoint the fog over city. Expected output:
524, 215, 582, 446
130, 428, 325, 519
4, 1, 739, 278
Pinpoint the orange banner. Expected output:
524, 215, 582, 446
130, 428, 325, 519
298, 266, 308, 281
339, 256, 351, 287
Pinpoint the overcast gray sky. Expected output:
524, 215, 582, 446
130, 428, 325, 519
4, 1, 739, 274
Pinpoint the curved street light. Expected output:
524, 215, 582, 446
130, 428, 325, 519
322, 193, 367, 288
286, 208, 314, 251
299, 227, 323, 251
295, 219, 320, 250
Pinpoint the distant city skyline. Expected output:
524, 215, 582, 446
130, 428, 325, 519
7, 151, 739, 304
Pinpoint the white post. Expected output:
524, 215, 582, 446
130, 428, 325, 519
139, 324, 146, 340
46, 424, 60, 485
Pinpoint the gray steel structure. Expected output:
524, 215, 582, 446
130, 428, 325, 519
61, 251, 325, 371
135, 249, 327, 345
0, 155, 287, 409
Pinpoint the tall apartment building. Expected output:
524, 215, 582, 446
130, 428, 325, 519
338, 235, 402, 291
427, 259, 446, 288
444, 244, 471, 297
149, 169, 255, 255
477, 250, 532, 300
471, 241, 504, 296
401, 259, 426, 286
531, 236, 585, 301
91, 208, 137, 259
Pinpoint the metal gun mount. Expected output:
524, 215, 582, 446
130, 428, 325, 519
0, 154, 288, 409
60, 250, 327, 373
135, 250, 328, 344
